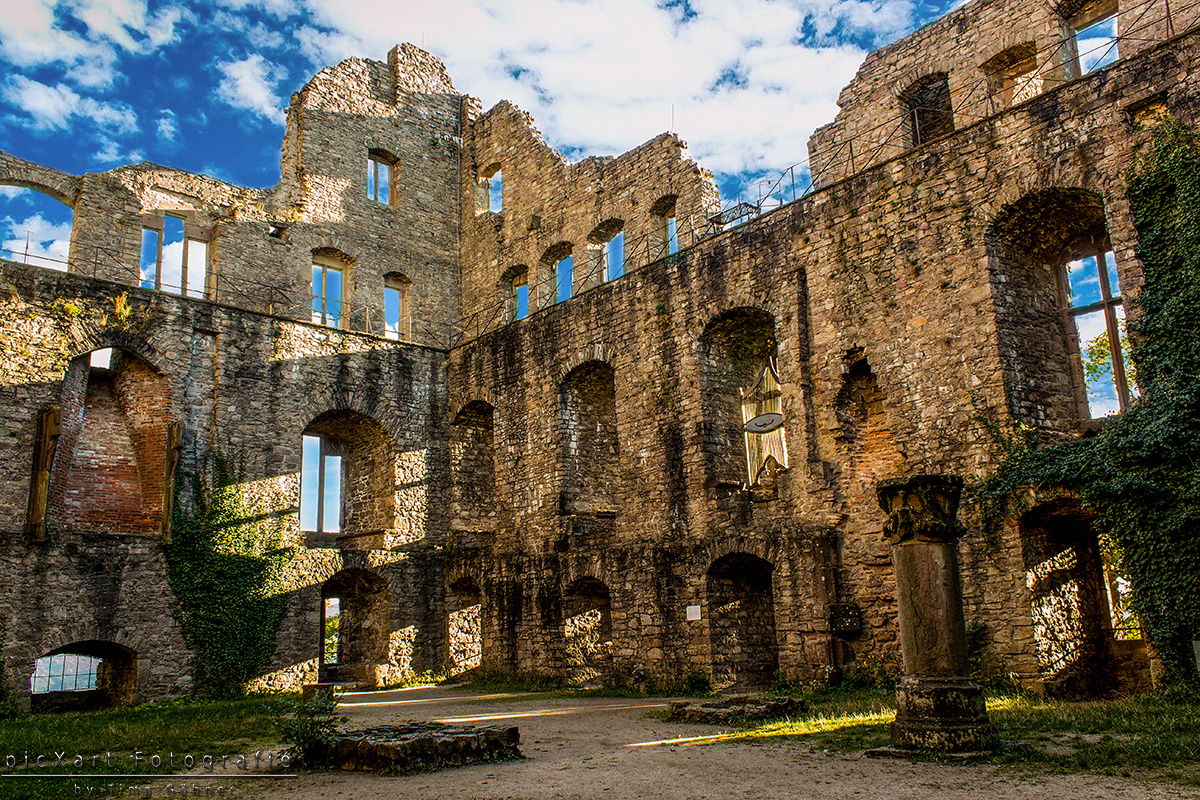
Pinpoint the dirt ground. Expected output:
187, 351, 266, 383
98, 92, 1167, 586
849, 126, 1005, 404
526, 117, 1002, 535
202, 685, 1199, 800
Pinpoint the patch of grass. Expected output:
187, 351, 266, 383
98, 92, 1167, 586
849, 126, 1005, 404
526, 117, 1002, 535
989, 691, 1200, 784
0, 697, 282, 799
714, 685, 1200, 786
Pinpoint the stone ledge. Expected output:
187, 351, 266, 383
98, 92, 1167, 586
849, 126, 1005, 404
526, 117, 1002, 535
317, 721, 522, 772
667, 694, 804, 724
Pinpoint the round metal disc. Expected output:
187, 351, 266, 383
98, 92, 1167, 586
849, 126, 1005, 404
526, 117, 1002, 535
743, 412, 784, 433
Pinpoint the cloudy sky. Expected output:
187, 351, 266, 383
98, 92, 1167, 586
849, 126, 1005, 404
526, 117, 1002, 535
1, 0, 958, 264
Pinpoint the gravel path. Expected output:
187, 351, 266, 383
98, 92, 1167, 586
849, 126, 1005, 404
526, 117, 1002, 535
227, 685, 1198, 800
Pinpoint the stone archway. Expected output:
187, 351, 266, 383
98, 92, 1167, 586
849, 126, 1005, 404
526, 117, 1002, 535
707, 552, 778, 689
320, 568, 390, 684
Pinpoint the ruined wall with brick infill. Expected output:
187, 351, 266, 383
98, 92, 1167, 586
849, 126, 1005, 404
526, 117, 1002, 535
447, 29, 1200, 684
806, 0, 1200, 188
0, 260, 452, 702
457, 101, 721, 338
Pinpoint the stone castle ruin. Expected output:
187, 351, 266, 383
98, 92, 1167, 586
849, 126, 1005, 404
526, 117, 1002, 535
3, 0, 1195, 708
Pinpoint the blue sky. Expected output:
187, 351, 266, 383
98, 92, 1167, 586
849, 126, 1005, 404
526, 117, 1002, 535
1, 0, 960, 265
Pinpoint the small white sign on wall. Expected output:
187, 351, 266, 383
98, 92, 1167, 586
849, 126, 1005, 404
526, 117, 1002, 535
686, 605, 701, 621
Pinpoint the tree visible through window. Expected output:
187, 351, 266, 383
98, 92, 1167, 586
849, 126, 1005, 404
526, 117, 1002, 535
1061, 237, 1136, 417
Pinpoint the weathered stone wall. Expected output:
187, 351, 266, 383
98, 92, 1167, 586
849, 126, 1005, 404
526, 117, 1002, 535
806, 0, 1198, 187
457, 102, 721, 339
0, 261, 450, 702
447, 29, 1200, 685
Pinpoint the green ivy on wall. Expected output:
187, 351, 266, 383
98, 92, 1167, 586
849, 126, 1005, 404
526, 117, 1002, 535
976, 119, 1200, 685
165, 451, 292, 698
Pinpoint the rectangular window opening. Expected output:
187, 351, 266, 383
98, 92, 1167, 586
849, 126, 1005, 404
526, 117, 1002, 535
1073, 9, 1119, 74
605, 232, 624, 281
301, 434, 341, 534
312, 262, 344, 327
556, 256, 573, 303
139, 213, 210, 298
514, 278, 529, 320
368, 155, 392, 205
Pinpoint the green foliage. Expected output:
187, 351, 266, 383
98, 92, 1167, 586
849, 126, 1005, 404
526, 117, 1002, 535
976, 119, 1200, 685
165, 450, 291, 698
323, 610, 339, 664
266, 692, 347, 767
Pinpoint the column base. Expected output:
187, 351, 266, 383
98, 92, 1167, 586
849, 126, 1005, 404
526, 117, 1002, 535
889, 675, 996, 752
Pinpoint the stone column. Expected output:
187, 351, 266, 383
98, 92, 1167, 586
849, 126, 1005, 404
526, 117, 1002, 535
875, 474, 995, 753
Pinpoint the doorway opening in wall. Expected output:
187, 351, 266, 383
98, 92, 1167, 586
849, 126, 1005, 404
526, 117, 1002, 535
319, 569, 389, 684
448, 577, 483, 676
707, 553, 778, 690
563, 577, 614, 686
1019, 499, 1150, 696
322, 596, 340, 665
30, 641, 137, 713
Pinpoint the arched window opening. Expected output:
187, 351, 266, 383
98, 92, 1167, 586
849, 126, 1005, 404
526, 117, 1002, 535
987, 188, 1126, 432
367, 148, 398, 205
0, 185, 74, 272
46, 347, 174, 538
706, 553, 777, 690
140, 212, 211, 299
586, 219, 625, 284
563, 577, 614, 685
503, 265, 530, 321
300, 410, 394, 547
981, 42, 1041, 109
541, 243, 573, 304
30, 641, 137, 712
699, 309, 782, 495
383, 272, 412, 340
901, 74, 954, 147
448, 577, 483, 675
320, 569, 390, 683
650, 195, 678, 260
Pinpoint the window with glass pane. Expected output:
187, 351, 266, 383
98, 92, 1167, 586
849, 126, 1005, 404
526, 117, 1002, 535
300, 434, 341, 534
1063, 240, 1135, 417
31, 653, 100, 693
312, 260, 343, 327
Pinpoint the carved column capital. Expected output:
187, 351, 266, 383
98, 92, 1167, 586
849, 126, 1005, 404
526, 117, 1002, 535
876, 474, 966, 545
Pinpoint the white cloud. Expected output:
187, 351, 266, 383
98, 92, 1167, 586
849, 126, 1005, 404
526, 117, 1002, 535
215, 54, 288, 121
2, 76, 137, 132
93, 136, 143, 164
157, 110, 178, 141
291, 0, 889, 182
2, 213, 71, 270
0, 187, 28, 199
0, 0, 187, 89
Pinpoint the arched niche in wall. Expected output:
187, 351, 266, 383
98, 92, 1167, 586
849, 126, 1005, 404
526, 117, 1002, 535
986, 188, 1118, 435
558, 361, 619, 520
706, 552, 778, 690
563, 577, 614, 685
585, 218, 626, 286
698, 308, 777, 495
45, 347, 175, 538
900, 73, 954, 147
447, 576, 483, 676
451, 400, 496, 533
300, 410, 395, 548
